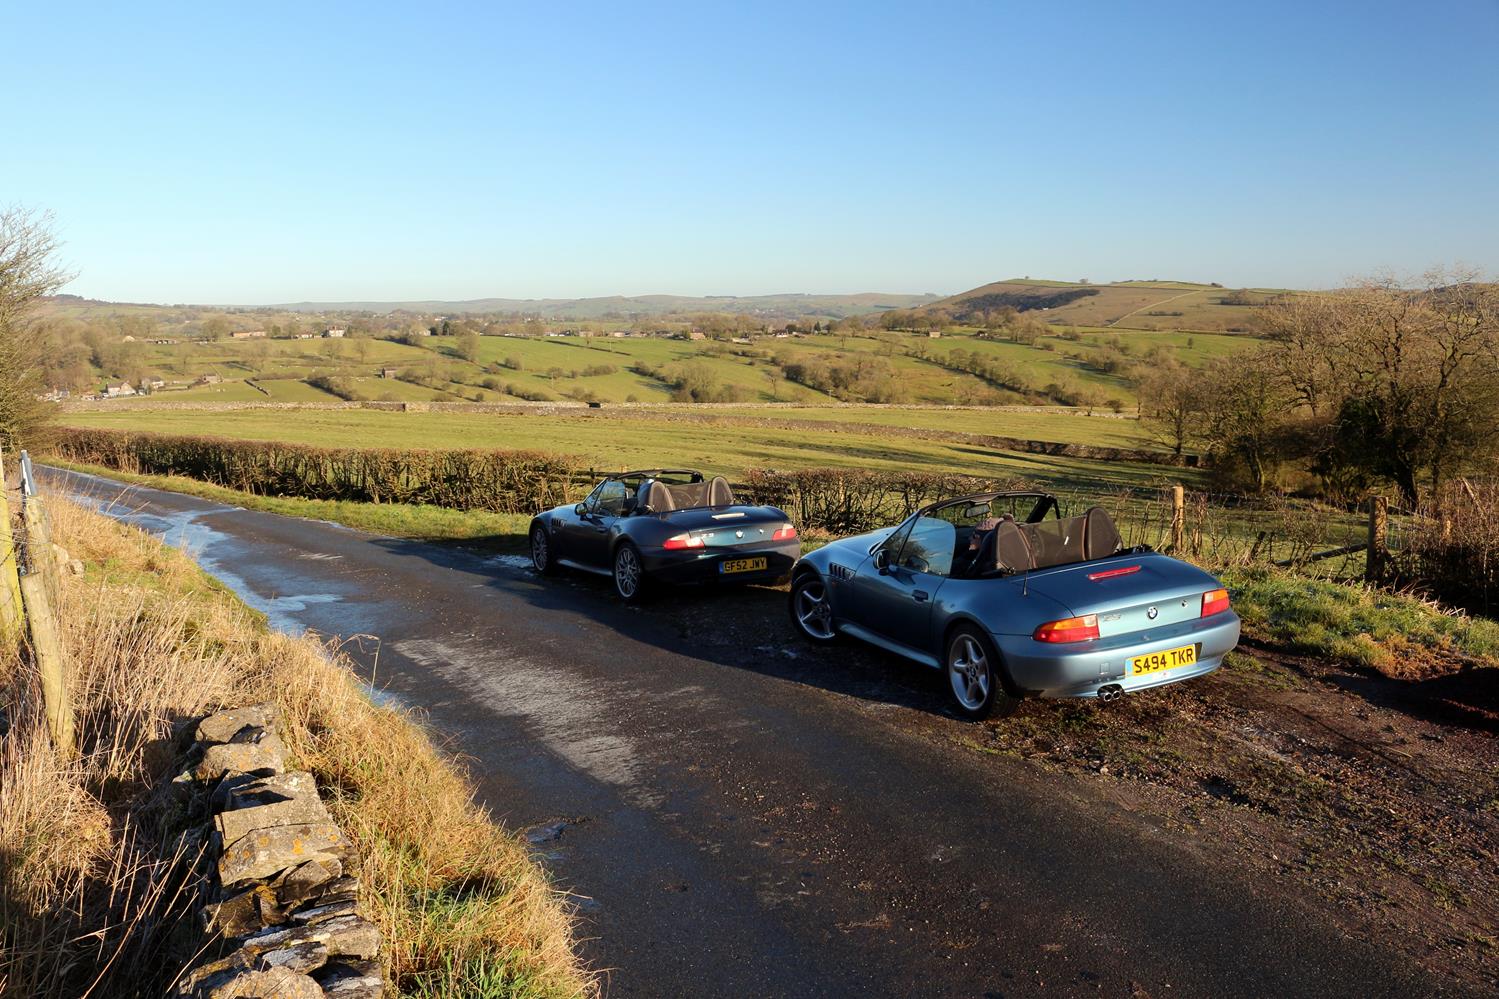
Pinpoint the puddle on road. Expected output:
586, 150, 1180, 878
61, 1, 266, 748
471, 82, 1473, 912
57, 474, 346, 636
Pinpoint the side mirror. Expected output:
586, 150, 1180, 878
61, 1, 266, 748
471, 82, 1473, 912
874, 548, 891, 574
574, 503, 588, 516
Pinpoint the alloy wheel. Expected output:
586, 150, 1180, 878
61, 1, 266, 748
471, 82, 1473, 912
614, 546, 641, 598
794, 579, 835, 640
530, 528, 549, 572
948, 635, 991, 711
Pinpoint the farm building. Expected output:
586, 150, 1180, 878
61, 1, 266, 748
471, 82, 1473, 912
231, 329, 267, 339
103, 381, 136, 397
323, 327, 347, 338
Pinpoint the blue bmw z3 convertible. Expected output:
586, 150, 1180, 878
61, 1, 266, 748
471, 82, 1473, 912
787, 490, 1241, 719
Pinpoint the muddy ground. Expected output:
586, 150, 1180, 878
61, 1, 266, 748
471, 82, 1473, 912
650, 582, 1499, 994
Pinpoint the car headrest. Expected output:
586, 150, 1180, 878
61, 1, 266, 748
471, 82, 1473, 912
1082, 506, 1121, 559
708, 475, 734, 506
667, 482, 707, 507
993, 519, 1035, 573
637, 480, 675, 513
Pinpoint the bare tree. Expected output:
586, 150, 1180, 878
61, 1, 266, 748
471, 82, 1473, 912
1196, 350, 1298, 492
765, 368, 781, 401
0, 207, 71, 449
1259, 270, 1499, 504
1136, 361, 1203, 457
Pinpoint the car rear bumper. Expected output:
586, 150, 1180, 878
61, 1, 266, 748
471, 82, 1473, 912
640, 542, 801, 586
993, 611, 1241, 699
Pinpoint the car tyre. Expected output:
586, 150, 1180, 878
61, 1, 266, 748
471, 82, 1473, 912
612, 542, 649, 602
530, 525, 560, 576
789, 573, 838, 643
944, 625, 1018, 721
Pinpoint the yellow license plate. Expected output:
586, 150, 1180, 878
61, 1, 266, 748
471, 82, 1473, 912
1130, 644, 1197, 675
720, 557, 767, 574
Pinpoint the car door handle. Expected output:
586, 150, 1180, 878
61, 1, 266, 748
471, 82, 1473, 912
913, 589, 929, 602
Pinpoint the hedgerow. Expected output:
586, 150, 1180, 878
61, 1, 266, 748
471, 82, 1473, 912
53, 428, 1034, 535
52, 428, 580, 513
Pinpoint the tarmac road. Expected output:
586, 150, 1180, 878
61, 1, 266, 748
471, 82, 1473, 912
46, 467, 1460, 998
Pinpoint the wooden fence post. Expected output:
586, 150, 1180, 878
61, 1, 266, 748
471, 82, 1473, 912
18, 483, 76, 758
1170, 485, 1185, 553
1366, 495, 1388, 583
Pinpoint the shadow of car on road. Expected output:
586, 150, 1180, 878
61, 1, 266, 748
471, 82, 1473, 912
365, 534, 971, 723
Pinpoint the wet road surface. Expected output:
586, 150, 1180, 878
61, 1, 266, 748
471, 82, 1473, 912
46, 467, 1460, 998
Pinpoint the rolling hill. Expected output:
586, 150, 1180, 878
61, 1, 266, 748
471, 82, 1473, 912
929, 279, 1294, 331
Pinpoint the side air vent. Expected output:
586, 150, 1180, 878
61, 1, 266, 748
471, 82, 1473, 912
829, 563, 854, 581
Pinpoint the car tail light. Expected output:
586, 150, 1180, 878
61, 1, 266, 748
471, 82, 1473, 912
1086, 564, 1141, 581
772, 523, 797, 542
663, 533, 705, 550
1201, 588, 1230, 617
1033, 614, 1100, 643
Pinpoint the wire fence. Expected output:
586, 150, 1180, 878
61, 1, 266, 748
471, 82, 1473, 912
1038, 485, 1401, 580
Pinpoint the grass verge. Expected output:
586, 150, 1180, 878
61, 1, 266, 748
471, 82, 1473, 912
1221, 564, 1499, 677
48, 458, 532, 552
0, 496, 591, 997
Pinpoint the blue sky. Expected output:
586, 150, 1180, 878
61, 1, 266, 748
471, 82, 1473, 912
4, 1, 1496, 303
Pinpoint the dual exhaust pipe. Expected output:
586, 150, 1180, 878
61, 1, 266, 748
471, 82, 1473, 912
1097, 684, 1125, 704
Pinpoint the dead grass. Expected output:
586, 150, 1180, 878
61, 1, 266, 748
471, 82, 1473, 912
0, 497, 592, 998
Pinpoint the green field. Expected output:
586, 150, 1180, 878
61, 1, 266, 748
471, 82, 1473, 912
91, 325, 1260, 409
686, 405, 1150, 448
61, 406, 1189, 492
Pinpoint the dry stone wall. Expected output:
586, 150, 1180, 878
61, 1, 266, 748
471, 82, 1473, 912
171, 705, 384, 999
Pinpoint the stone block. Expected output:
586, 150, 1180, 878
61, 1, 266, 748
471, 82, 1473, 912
257, 939, 330, 974
175, 951, 253, 997
219, 822, 351, 887
202, 967, 324, 999
195, 733, 287, 781
204, 884, 280, 937
216, 794, 334, 851
273, 856, 345, 908
242, 913, 381, 961
291, 897, 359, 925
218, 770, 316, 814
316, 958, 384, 998
196, 705, 274, 745
227, 770, 318, 806
303, 875, 360, 910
